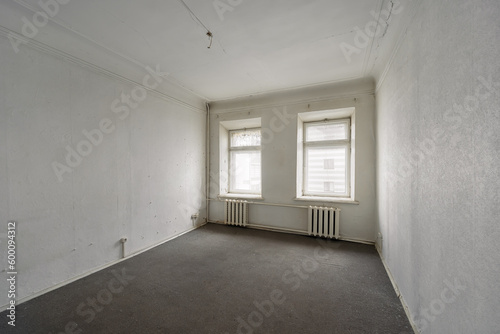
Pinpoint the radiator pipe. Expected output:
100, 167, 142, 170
120, 237, 127, 258
208, 198, 341, 211
205, 102, 211, 224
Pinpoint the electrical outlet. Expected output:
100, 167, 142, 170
191, 213, 199, 220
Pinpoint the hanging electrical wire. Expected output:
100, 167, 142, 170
177, 0, 213, 48
206, 31, 213, 49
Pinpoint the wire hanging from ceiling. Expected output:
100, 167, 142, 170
177, 0, 213, 48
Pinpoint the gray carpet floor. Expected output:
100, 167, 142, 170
1, 223, 413, 333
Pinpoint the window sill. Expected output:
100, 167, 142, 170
295, 196, 359, 205
219, 194, 264, 200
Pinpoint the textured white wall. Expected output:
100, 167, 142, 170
376, 0, 500, 332
209, 78, 377, 243
0, 36, 206, 308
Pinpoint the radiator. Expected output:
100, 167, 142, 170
224, 200, 248, 226
308, 206, 340, 239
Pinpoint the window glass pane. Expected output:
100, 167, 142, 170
230, 151, 261, 193
230, 129, 261, 147
305, 122, 348, 142
305, 146, 347, 194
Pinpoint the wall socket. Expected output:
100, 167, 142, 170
191, 213, 199, 220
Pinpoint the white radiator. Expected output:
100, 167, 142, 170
224, 200, 248, 226
308, 206, 340, 239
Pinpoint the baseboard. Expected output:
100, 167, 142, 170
208, 221, 374, 245
339, 236, 374, 245
247, 223, 308, 237
1, 222, 206, 310
375, 245, 419, 334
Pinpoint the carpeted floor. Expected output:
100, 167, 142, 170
1, 223, 413, 333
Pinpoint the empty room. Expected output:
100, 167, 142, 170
0, 0, 499, 333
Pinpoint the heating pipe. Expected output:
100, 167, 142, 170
205, 102, 211, 224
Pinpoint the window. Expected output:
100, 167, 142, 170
303, 119, 350, 197
296, 108, 355, 202
219, 118, 262, 199
229, 128, 262, 194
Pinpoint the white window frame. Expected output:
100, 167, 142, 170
219, 118, 263, 199
296, 108, 356, 203
303, 118, 351, 197
228, 128, 262, 195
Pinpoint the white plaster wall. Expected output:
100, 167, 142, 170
0, 36, 206, 307
376, 0, 500, 332
209, 78, 377, 243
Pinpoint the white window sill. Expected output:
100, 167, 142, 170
295, 196, 359, 205
219, 194, 263, 200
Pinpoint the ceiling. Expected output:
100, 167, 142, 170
0, 0, 417, 101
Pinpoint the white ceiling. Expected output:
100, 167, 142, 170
0, 0, 417, 101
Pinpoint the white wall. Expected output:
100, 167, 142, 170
0, 35, 206, 308
209, 78, 377, 243
376, 0, 500, 332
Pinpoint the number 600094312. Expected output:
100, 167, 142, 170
7, 221, 16, 265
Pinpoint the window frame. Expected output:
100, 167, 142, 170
302, 118, 351, 198
295, 108, 356, 203
228, 127, 262, 195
